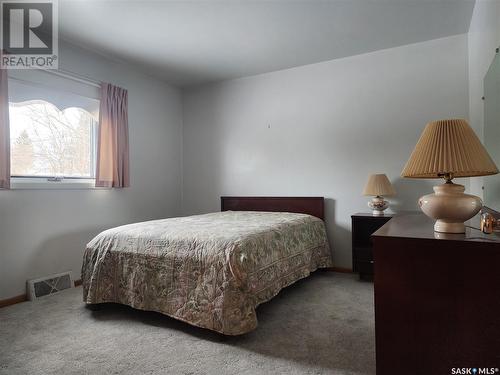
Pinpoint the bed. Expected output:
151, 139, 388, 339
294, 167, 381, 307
82, 197, 332, 335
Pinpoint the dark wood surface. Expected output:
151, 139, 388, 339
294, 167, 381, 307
372, 213, 500, 375
352, 212, 396, 218
221, 196, 325, 220
351, 213, 394, 279
373, 212, 500, 242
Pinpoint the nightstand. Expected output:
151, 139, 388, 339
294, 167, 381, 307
351, 213, 393, 279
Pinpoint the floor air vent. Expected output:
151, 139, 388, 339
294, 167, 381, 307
27, 271, 74, 300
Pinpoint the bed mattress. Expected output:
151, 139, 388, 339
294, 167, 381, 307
82, 211, 332, 335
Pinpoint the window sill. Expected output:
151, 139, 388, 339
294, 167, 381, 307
10, 178, 99, 190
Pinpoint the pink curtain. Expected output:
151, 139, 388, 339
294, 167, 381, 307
95, 83, 130, 188
0, 68, 10, 189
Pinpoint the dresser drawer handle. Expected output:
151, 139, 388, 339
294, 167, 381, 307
370, 261, 374, 264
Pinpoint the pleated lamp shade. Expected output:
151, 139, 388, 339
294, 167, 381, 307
401, 119, 499, 178
363, 174, 395, 196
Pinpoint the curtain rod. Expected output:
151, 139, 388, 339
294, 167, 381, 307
40, 68, 101, 88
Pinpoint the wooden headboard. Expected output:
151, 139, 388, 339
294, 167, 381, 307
221, 196, 325, 220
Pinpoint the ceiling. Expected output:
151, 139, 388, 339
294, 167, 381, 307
59, 0, 476, 87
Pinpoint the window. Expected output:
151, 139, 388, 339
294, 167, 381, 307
8, 71, 100, 189
10, 100, 97, 179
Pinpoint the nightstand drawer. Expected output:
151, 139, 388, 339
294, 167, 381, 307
352, 213, 394, 280
354, 246, 373, 261
352, 218, 392, 247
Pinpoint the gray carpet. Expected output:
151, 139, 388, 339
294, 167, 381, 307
0, 272, 374, 375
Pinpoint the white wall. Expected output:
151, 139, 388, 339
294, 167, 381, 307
0, 41, 184, 299
182, 35, 469, 269
0, 31, 474, 299
467, 0, 500, 198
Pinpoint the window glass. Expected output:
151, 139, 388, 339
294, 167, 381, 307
8, 73, 100, 180
10, 100, 97, 178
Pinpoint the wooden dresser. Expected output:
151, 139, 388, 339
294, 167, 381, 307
372, 213, 500, 375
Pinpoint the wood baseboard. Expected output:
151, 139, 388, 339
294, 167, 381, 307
324, 267, 354, 273
0, 279, 83, 308
0, 294, 27, 308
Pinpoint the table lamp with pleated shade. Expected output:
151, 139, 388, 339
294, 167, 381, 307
401, 119, 499, 233
363, 174, 396, 215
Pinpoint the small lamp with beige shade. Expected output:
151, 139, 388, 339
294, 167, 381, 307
363, 174, 396, 215
401, 119, 499, 233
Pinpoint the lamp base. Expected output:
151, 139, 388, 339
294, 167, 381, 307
418, 182, 482, 234
434, 220, 465, 233
368, 196, 389, 215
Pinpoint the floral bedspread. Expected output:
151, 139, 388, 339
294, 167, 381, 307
82, 211, 332, 335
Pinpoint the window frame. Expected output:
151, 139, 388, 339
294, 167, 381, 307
8, 80, 101, 190
10, 176, 97, 190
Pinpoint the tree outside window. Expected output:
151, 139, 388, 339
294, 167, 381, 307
9, 101, 98, 178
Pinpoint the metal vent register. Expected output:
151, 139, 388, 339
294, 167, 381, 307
27, 272, 74, 300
